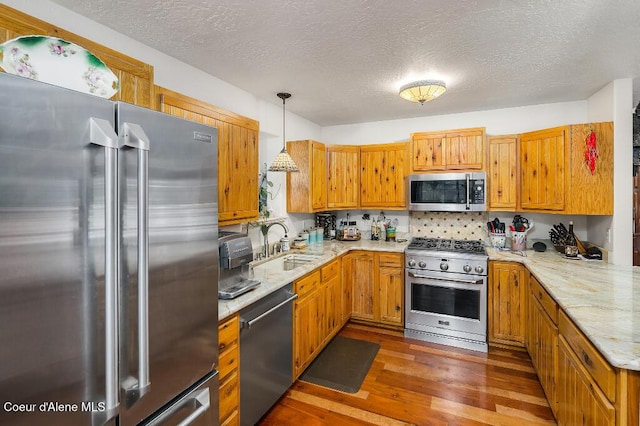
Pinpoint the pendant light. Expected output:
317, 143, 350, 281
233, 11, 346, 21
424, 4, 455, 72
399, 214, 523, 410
268, 92, 299, 172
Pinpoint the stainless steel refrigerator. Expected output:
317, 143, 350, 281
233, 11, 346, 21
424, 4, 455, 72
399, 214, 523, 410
0, 72, 219, 425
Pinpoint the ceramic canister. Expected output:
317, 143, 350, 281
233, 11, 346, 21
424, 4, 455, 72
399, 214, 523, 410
299, 231, 310, 245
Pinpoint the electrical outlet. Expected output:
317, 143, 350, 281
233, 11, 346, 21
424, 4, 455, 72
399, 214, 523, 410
606, 228, 612, 243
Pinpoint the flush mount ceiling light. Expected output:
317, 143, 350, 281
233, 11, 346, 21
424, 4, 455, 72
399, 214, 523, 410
399, 80, 447, 105
268, 92, 300, 172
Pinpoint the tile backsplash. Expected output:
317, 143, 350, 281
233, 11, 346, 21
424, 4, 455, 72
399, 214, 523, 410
409, 211, 490, 241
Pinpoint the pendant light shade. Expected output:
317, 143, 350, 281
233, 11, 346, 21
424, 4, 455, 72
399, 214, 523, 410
399, 80, 446, 105
268, 92, 299, 172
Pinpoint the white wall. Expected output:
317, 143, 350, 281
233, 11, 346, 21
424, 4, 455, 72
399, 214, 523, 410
321, 101, 587, 144
3, 1, 632, 262
0, 0, 322, 251
0, 0, 322, 185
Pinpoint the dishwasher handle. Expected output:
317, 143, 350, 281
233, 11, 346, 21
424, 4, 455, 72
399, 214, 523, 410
240, 293, 298, 329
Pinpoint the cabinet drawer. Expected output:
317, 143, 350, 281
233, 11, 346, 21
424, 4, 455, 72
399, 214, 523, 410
218, 342, 238, 382
378, 253, 403, 268
218, 315, 239, 353
321, 258, 340, 282
559, 310, 616, 402
294, 270, 320, 297
219, 371, 239, 422
530, 275, 557, 324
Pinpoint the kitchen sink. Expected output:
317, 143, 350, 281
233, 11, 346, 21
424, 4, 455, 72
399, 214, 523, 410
252, 253, 323, 272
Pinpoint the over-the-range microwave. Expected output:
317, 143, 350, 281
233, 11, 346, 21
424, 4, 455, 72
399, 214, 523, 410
407, 172, 486, 212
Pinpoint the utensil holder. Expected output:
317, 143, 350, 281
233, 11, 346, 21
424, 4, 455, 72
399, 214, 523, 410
489, 232, 506, 249
512, 231, 527, 251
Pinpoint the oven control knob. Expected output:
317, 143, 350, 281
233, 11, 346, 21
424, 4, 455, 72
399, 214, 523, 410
463, 264, 472, 273
418, 261, 427, 268
474, 265, 484, 274
439, 262, 449, 271
408, 259, 416, 267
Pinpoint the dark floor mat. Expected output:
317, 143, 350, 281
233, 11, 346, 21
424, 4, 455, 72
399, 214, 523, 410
299, 335, 380, 393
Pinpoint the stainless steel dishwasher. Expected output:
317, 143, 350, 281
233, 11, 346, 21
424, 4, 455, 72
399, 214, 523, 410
239, 284, 297, 426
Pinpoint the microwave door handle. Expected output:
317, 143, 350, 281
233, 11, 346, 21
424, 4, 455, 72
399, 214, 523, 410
465, 174, 471, 210
408, 271, 483, 285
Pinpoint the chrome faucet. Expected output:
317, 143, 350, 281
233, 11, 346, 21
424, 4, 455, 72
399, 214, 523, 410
261, 222, 289, 258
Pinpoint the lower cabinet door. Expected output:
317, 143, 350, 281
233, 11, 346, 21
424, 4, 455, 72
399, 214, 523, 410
529, 295, 558, 414
349, 252, 376, 321
378, 266, 403, 325
557, 336, 615, 425
293, 289, 325, 379
489, 261, 526, 346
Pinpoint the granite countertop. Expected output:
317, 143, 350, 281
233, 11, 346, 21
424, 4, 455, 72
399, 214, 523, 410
488, 247, 640, 371
218, 238, 410, 321
218, 238, 640, 372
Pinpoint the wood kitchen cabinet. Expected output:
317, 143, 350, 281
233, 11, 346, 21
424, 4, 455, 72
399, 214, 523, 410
292, 258, 345, 379
218, 314, 240, 425
360, 143, 408, 209
155, 86, 259, 226
557, 335, 615, 425
487, 135, 518, 211
520, 126, 568, 211
519, 122, 613, 214
377, 254, 404, 325
522, 268, 640, 425
327, 145, 360, 209
411, 127, 485, 172
527, 275, 559, 415
347, 252, 376, 322
565, 122, 613, 215
345, 251, 404, 328
322, 258, 345, 341
287, 140, 327, 213
488, 261, 526, 347
293, 270, 324, 379
0, 4, 155, 108
557, 308, 617, 426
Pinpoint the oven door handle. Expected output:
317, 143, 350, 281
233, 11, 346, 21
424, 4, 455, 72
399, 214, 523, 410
407, 271, 484, 285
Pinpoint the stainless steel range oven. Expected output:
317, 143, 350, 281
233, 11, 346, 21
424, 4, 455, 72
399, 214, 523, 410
404, 238, 488, 352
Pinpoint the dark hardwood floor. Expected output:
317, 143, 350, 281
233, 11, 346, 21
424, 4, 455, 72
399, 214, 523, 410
260, 323, 556, 425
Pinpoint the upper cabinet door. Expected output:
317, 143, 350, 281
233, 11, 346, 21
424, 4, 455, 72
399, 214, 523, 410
0, 4, 155, 108
327, 145, 360, 209
311, 142, 328, 211
488, 135, 518, 211
411, 127, 486, 172
287, 140, 327, 213
566, 122, 613, 215
360, 142, 408, 209
156, 86, 259, 225
444, 128, 485, 170
519, 126, 567, 211
411, 132, 446, 171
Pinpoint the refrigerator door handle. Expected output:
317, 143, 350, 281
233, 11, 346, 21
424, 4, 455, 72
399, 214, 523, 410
89, 118, 122, 423
145, 387, 211, 426
121, 122, 152, 403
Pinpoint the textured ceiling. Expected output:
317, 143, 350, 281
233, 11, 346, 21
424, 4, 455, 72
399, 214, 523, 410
48, 0, 640, 126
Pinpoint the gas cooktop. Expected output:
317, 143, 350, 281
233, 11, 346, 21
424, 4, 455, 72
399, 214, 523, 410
407, 237, 486, 254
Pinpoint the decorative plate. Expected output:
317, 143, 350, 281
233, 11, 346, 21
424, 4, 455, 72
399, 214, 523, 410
0, 35, 119, 99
